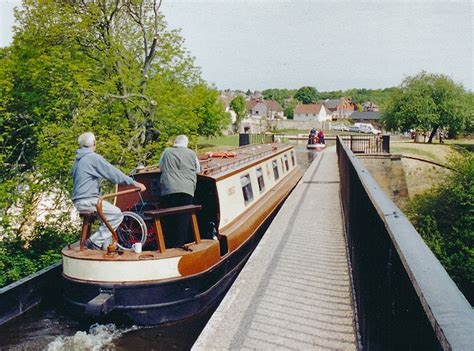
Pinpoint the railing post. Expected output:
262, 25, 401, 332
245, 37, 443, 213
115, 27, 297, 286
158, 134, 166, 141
382, 135, 390, 153
239, 133, 250, 146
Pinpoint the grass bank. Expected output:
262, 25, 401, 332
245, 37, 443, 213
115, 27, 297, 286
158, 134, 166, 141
197, 135, 239, 154
388, 137, 473, 200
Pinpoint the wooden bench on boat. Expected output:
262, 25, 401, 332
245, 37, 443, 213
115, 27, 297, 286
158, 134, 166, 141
144, 204, 202, 253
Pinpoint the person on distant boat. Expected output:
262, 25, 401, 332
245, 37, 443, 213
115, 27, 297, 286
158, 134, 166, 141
158, 135, 201, 248
308, 128, 317, 145
318, 130, 325, 144
71, 132, 146, 250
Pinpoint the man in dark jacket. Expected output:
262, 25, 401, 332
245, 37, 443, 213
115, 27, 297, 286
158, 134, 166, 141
71, 132, 146, 250
158, 135, 201, 247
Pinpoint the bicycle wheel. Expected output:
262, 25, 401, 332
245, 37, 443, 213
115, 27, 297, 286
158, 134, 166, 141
116, 211, 147, 251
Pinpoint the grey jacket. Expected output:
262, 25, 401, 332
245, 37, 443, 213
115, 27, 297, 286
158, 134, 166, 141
71, 147, 135, 201
158, 146, 201, 197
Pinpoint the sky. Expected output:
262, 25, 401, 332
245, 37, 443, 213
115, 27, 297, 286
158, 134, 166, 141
1, 0, 473, 92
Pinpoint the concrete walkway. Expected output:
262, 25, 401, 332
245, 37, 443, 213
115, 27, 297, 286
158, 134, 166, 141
193, 146, 358, 350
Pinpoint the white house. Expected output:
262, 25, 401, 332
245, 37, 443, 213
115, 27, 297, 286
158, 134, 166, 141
247, 98, 284, 120
293, 104, 330, 122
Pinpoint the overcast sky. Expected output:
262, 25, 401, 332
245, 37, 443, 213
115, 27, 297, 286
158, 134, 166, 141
1, 0, 472, 91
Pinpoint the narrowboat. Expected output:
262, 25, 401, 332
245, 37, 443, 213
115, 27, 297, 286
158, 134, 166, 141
61, 143, 303, 325
306, 142, 325, 150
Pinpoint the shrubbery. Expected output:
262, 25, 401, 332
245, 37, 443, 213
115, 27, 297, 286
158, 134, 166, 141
406, 151, 473, 304
0, 225, 78, 287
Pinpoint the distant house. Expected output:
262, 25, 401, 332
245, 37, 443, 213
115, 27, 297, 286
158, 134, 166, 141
248, 100, 267, 118
247, 98, 284, 119
264, 99, 284, 119
293, 104, 330, 122
361, 101, 380, 112
322, 97, 356, 120
351, 111, 382, 126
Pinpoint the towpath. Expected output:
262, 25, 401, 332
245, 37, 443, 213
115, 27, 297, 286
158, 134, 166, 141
193, 146, 358, 350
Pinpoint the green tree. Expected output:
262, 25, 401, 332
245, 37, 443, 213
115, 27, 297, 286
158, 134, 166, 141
382, 72, 470, 142
262, 88, 296, 107
284, 106, 294, 119
405, 152, 473, 304
460, 92, 474, 135
0, 0, 229, 249
283, 98, 299, 119
193, 85, 231, 137
230, 95, 247, 132
294, 86, 319, 104
319, 87, 398, 111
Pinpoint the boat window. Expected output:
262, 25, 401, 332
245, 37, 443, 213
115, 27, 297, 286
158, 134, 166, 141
256, 167, 265, 192
240, 174, 254, 205
272, 160, 279, 180
281, 158, 285, 173
291, 151, 295, 166
284, 154, 289, 171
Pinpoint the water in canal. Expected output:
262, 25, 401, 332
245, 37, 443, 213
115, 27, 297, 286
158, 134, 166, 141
0, 142, 321, 351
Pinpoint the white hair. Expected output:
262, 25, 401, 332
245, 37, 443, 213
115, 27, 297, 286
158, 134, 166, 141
173, 135, 189, 147
78, 132, 96, 148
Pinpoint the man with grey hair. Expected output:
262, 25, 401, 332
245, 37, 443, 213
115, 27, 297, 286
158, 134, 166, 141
72, 132, 146, 250
158, 135, 201, 248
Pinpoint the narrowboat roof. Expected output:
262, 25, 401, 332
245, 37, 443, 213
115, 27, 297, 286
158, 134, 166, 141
133, 143, 294, 180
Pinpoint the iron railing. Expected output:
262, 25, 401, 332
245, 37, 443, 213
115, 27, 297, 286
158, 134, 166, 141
337, 135, 390, 153
239, 133, 275, 146
337, 136, 473, 350
243, 133, 390, 153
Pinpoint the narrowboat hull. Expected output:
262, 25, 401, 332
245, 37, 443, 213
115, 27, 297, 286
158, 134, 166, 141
62, 143, 302, 325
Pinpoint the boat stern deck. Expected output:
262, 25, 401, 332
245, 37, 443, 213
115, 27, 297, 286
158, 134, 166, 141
62, 240, 221, 283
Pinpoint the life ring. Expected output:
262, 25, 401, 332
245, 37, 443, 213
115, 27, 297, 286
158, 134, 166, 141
206, 151, 237, 158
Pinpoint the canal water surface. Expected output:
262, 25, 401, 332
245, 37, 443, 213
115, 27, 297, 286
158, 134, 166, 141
0, 143, 321, 351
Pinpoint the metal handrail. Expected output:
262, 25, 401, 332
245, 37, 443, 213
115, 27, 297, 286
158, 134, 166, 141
96, 188, 141, 248
336, 136, 473, 349
202, 148, 276, 176
202, 145, 292, 176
